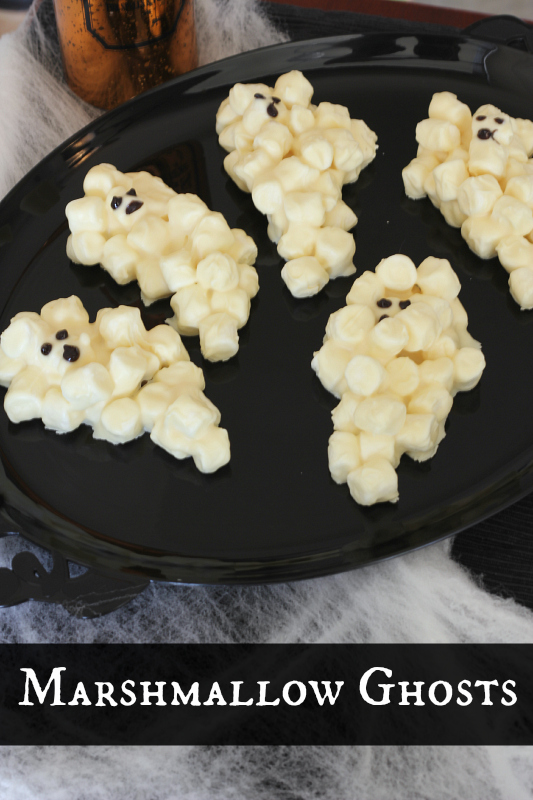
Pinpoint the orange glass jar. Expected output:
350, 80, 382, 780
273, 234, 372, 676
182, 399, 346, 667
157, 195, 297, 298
53, 0, 198, 109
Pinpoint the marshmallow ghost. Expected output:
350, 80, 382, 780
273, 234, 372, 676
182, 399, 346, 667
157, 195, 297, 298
0, 296, 230, 473
312, 255, 485, 505
403, 93, 533, 309
66, 165, 259, 362
216, 70, 378, 298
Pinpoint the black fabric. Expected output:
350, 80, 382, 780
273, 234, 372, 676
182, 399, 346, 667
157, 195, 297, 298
451, 495, 533, 612
262, 2, 533, 611
262, 1, 459, 40
0, 0, 31, 9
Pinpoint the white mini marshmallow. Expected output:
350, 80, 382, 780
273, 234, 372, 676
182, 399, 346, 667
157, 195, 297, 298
402, 154, 440, 200
433, 159, 469, 202
395, 413, 439, 457
328, 431, 361, 484
408, 383, 453, 423
297, 130, 334, 171
284, 191, 326, 227
496, 236, 533, 272
386, 357, 419, 397
325, 304, 375, 349
331, 391, 360, 434
289, 105, 315, 135
453, 347, 486, 391
428, 92, 471, 134
440, 199, 467, 229
281, 256, 329, 298
101, 235, 138, 284
416, 257, 461, 301
398, 303, 441, 352
66, 195, 107, 234
416, 119, 461, 152
252, 175, 284, 215
311, 340, 352, 398
345, 355, 385, 396
324, 200, 358, 231
278, 224, 318, 260
491, 196, 533, 237
353, 395, 407, 437
457, 174, 503, 217
347, 457, 399, 506
314, 227, 356, 278
375, 255, 417, 292
505, 175, 533, 206
359, 432, 397, 466
369, 318, 410, 360
461, 216, 511, 259
254, 122, 292, 162
274, 70, 314, 108
196, 252, 240, 293
509, 267, 533, 310
346, 271, 383, 307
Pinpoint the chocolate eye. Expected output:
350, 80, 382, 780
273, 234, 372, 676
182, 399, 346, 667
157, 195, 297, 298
399, 299, 411, 309
477, 128, 492, 140
476, 115, 486, 121
126, 188, 137, 196
254, 93, 265, 99
63, 345, 80, 362
41, 343, 52, 356
111, 196, 122, 209
125, 200, 143, 214
56, 329, 68, 340
495, 117, 504, 124
376, 298, 392, 308
272, 97, 281, 104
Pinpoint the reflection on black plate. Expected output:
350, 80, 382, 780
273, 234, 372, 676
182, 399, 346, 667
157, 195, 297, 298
1, 33, 533, 584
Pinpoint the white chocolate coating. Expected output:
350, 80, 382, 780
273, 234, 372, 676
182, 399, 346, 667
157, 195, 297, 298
66, 165, 259, 361
0, 296, 230, 473
403, 93, 533, 309
312, 255, 485, 506
216, 71, 377, 298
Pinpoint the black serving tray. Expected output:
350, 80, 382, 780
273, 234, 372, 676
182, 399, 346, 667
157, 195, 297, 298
1, 32, 533, 585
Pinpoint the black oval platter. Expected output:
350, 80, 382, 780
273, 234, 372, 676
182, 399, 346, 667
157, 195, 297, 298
0, 32, 532, 585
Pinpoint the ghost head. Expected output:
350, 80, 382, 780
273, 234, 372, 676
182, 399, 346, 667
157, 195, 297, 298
472, 104, 514, 147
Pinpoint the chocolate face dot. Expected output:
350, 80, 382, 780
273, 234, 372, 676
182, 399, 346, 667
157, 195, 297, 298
63, 345, 80, 363
125, 200, 144, 215
495, 117, 504, 124
41, 343, 52, 356
254, 93, 265, 99
399, 299, 411, 309
476, 115, 486, 121
266, 102, 278, 118
111, 196, 122, 210
379, 314, 389, 322
477, 128, 492, 140
272, 97, 281, 104
126, 188, 137, 196
56, 329, 68, 340
377, 298, 392, 308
